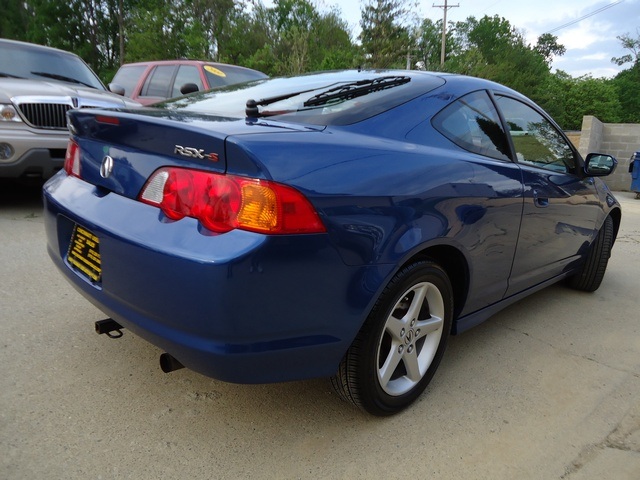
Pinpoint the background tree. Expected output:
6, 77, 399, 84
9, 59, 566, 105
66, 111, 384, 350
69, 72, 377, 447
1, 1, 31, 40
219, 4, 271, 66
414, 18, 458, 70
612, 67, 640, 123
243, 0, 356, 76
544, 72, 621, 129
185, 0, 235, 60
611, 31, 640, 67
444, 15, 555, 111
359, 0, 412, 68
310, 7, 358, 71
535, 33, 566, 65
2, 0, 637, 130
270, 0, 319, 74
611, 31, 640, 123
23, 0, 121, 79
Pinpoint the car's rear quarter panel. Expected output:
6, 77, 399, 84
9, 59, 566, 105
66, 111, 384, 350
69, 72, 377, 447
226, 119, 525, 317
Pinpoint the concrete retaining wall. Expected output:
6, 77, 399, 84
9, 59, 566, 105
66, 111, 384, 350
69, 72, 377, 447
577, 116, 640, 191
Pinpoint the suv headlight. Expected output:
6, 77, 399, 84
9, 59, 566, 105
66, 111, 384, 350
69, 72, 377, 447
0, 104, 23, 122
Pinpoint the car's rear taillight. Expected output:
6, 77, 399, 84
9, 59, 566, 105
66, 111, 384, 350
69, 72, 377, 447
139, 167, 326, 235
64, 139, 81, 178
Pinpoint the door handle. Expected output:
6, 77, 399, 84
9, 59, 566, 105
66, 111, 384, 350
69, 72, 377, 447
533, 190, 549, 208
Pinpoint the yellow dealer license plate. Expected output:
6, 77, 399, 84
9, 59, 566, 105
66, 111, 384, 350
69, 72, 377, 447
67, 225, 102, 282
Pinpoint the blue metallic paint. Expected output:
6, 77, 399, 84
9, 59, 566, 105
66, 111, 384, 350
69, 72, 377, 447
43, 71, 621, 383
44, 176, 396, 382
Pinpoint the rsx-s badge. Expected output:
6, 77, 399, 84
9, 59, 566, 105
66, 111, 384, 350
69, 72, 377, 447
174, 145, 219, 162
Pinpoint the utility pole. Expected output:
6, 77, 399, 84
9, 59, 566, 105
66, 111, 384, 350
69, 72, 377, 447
433, 1, 459, 66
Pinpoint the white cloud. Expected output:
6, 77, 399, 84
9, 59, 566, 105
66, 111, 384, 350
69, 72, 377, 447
579, 52, 610, 61
556, 22, 610, 51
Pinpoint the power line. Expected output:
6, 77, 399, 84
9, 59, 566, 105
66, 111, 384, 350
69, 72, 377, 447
544, 0, 624, 35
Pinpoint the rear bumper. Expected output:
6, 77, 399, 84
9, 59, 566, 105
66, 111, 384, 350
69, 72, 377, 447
43, 173, 392, 383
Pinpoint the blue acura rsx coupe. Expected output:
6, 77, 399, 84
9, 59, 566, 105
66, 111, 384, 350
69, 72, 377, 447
43, 70, 621, 415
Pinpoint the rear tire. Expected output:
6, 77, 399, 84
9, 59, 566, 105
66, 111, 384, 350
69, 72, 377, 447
331, 261, 453, 416
567, 216, 613, 292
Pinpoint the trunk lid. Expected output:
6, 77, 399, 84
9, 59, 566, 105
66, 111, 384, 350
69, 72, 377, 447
68, 107, 316, 199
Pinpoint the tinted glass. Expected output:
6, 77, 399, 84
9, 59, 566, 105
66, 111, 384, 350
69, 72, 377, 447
141, 65, 176, 98
496, 95, 576, 174
432, 90, 511, 160
203, 64, 268, 88
172, 65, 204, 97
111, 65, 147, 97
0, 41, 104, 90
159, 71, 445, 126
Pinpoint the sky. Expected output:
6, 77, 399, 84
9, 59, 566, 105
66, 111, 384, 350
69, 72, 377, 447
297, 0, 640, 78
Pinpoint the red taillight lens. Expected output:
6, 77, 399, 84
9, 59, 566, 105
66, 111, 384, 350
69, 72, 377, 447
139, 167, 326, 234
64, 139, 81, 178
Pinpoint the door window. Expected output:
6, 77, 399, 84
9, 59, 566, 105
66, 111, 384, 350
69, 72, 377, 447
495, 95, 577, 174
172, 65, 203, 98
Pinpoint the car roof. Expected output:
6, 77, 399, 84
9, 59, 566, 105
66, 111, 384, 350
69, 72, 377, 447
271, 69, 520, 96
119, 59, 261, 71
118, 67, 533, 126
419, 70, 530, 101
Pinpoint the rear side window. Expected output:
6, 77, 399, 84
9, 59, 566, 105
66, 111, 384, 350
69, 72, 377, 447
111, 65, 147, 97
432, 91, 511, 161
141, 65, 177, 98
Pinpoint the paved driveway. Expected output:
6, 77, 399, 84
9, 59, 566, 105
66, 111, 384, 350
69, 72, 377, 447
1, 180, 639, 479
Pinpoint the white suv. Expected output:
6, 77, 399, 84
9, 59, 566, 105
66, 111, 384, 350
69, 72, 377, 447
0, 39, 139, 180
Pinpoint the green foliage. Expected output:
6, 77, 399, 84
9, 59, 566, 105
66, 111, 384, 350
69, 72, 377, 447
0, 1, 31, 40
542, 71, 622, 130
359, 0, 411, 68
414, 18, 459, 70
253, 0, 358, 76
611, 32, 640, 67
219, 4, 271, 66
444, 15, 549, 100
609, 32, 640, 124
535, 33, 566, 65
612, 65, 640, 123
311, 8, 359, 70
2, 0, 638, 128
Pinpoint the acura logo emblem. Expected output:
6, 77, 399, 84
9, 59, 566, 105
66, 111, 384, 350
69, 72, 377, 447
100, 155, 114, 178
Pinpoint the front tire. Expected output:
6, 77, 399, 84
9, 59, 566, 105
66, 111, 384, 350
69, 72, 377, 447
567, 216, 614, 292
331, 261, 453, 416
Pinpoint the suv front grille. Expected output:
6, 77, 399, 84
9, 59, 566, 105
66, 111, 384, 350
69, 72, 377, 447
17, 103, 72, 130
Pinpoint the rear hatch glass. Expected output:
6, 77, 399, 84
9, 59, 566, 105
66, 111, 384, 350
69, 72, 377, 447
157, 70, 445, 126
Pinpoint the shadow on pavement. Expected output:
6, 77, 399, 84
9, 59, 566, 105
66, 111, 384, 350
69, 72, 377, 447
0, 178, 44, 208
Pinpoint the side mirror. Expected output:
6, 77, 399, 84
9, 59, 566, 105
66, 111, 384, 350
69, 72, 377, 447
584, 153, 617, 177
108, 83, 126, 96
180, 83, 199, 95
